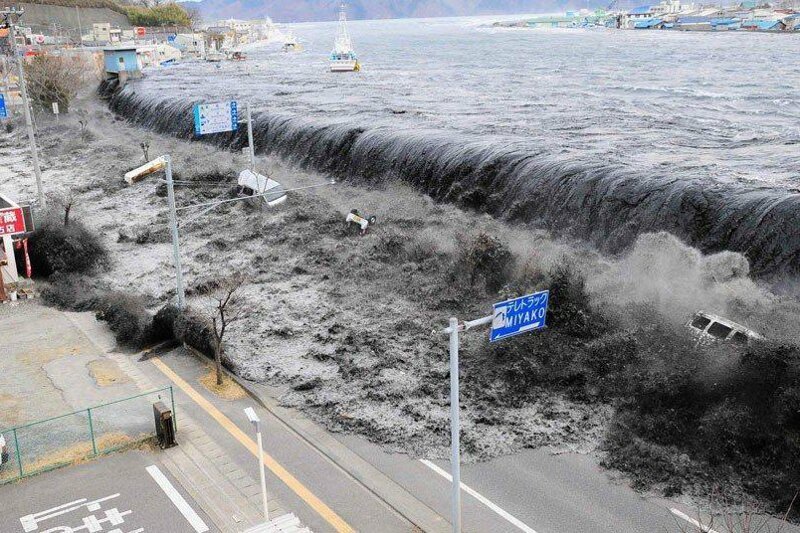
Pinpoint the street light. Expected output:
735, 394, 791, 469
244, 406, 269, 522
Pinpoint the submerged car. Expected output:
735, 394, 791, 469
236, 169, 287, 209
686, 311, 763, 345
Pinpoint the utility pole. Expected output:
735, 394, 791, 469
246, 101, 255, 170
2, 8, 46, 208
75, 6, 82, 46
163, 155, 186, 309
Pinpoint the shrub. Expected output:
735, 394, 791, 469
95, 292, 154, 348
24, 55, 93, 113
152, 304, 181, 343
126, 3, 193, 27
40, 273, 100, 311
28, 216, 107, 277
173, 309, 215, 357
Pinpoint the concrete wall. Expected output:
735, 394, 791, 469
18, 3, 130, 38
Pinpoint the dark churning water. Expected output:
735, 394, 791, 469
105, 16, 800, 278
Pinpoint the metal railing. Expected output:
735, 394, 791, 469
0, 386, 175, 483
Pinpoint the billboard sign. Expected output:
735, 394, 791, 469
193, 101, 239, 136
0, 207, 27, 237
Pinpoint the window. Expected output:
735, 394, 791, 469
690, 315, 711, 330
731, 331, 749, 345
707, 321, 733, 340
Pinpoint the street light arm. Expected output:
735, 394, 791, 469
439, 314, 493, 335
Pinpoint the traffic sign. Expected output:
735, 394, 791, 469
135, 27, 146, 37
0, 94, 7, 119
0, 206, 26, 237
51, 102, 59, 115
167, 33, 177, 43
490, 290, 549, 342
193, 101, 239, 136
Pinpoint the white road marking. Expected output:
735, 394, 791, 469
146, 464, 210, 533
420, 459, 539, 533
670, 508, 722, 533
20, 495, 121, 532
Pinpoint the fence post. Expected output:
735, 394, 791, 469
170, 386, 177, 431
87, 408, 97, 456
12, 428, 22, 479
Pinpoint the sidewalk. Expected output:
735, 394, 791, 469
0, 301, 310, 533
110, 352, 307, 533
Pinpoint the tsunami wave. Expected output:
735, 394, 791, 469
101, 80, 800, 280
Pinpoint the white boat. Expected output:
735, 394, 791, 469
282, 31, 303, 52
330, 3, 359, 72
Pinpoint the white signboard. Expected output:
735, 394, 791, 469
193, 101, 238, 136
51, 102, 59, 115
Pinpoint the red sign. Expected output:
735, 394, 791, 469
0, 207, 26, 237
135, 27, 146, 37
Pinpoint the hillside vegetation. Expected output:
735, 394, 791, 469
21, 0, 127, 15
126, 3, 192, 27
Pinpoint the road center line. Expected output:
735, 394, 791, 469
151, 357, 355, 533
146, 464, 209, 533
420, 459, 539, 533
670, 508, 722, 533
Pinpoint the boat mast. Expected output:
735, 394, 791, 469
337, 2, 352, 51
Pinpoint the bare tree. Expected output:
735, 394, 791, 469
23, 55, 93, 113
140, 140, 151, 162
208, 274, 249, 386
183, 4, 201, 28
48, 188, 76, 227
76, 109, 90, 138
674, 491, 797, 533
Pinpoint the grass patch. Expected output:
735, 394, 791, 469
0, 433, 154, 483
199, 369, 247, 401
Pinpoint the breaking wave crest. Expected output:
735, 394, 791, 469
102, 81, 800, 280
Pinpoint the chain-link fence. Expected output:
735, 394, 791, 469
0, 386, 175, 483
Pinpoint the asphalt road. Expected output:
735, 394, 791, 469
145, 351, 413, 533
135, 349, 800, 533
0, 450, 216, 533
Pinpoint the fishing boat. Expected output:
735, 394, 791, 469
330, 3, 360, 72
282, 31, 303, 52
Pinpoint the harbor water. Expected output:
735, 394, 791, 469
106, 17, 800, 278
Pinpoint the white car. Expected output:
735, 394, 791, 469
237, 169, 287, 209
0, 433, 8, 467
686, 311, 763, 345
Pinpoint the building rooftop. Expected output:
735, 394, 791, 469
629, 5, 654, 14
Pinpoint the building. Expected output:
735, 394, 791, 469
103, 47, 141, 82
137, 43, 182, 68
174, 33, 206, 58
675, 15, 714, 29
741, 18, 787, 29
634, 17, 665, 27
526, 15, 577, 28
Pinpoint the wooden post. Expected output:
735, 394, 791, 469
0, 257, 7, 302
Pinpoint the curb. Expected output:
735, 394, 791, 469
183, 345, 449, 533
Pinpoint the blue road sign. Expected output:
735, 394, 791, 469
193, 101, 238, 136
0, 94, 7, 119
167, 34, 177, 43
490, 290, 549, 342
